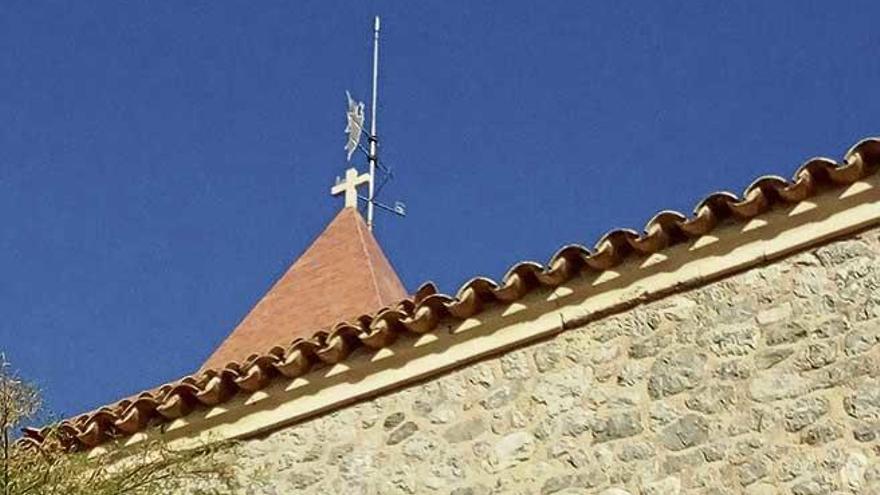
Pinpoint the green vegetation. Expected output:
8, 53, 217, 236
1, 354, 238, 495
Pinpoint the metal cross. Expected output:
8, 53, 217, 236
330, 167, 371, 209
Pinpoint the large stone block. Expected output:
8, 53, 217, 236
591, 409, 643, 443
844, 379, 880, 420
647, 348, 707, 399
658, 414, 709, 451
783, 396, 830, 432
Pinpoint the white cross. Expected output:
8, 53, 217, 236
330, 167, 371, 209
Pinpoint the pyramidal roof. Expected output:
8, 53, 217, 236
201, 207, 407, 370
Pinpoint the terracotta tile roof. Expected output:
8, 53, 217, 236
22, 137, 880, 451
201, 207, 407, 370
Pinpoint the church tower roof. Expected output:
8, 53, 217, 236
201, 207, 407, 370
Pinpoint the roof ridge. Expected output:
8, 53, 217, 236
352, 209, 384, 310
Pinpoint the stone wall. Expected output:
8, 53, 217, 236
232, 226, 880, 495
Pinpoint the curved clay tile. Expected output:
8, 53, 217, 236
23, 137, 880, 452
273, 348, 313, 378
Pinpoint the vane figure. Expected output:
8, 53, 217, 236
344, 91, 365, 161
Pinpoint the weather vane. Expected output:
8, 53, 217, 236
334, 16, 405, 231
344, 91, 364, 162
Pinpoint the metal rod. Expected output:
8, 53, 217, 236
367, 15, 380, 231
358, 195, 405, 217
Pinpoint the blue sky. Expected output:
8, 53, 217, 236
1, 1, 878, 418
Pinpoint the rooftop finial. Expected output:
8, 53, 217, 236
330, 167, 370, 209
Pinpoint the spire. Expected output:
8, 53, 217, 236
201, 207, 407, 370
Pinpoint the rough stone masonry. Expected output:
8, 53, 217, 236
229, 225, 880, 494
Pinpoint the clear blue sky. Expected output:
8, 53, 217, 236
1, 1, 878, 418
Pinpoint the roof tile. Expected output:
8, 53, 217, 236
23, 137, 880, 451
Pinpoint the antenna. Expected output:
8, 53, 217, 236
339, 16, 406, 227
367, 15, 380, 230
